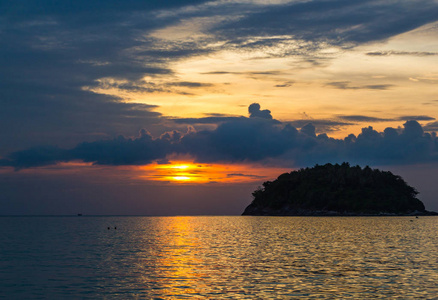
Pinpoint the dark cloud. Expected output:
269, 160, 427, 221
275, 81, 294, 88
248, 103, 273, 119
423, 122, 438, 132
180, 117, 296, 162
226, 173, 265, 179
422, 100, 438, 106
338, 115, 391, 122
2, 0, 438, 158
327, 82, 394, 90
366, 51, 438, 56
201, 71, 286, 78
1, 1, 210, 21
214, 0, 438, 46
1, 130, 172, 169
202, 71, 233, 75
287, 119, 352, 133
166, 81, 214, 88
398, 116, 436, 121
2, 104, 438, 169
0, 0, 212, 155
300, 123, 317, 138
338, 115, 436, 122
172, 117, 246, 125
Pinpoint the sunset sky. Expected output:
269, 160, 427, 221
1, 0, 438, 215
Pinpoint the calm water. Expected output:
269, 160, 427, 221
0, 216, 437, 299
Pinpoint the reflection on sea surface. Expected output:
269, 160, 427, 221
1, 216, 437, 298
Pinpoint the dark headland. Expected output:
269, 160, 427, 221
242, 163, 437, 216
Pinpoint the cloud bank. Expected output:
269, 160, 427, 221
2, 0, 438, 155
2, 104, 437, 169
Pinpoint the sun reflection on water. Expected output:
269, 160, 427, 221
151, 217, 209, 297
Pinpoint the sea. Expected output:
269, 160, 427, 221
0, 216, 437, 299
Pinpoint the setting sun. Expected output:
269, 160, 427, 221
172, 176, 192, 181
138, 161, 289, 184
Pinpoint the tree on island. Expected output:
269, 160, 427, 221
242, 163, 432, 216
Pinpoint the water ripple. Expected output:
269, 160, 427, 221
0, 216, 437, 298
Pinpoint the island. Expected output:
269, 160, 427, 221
242, 163, 437, 216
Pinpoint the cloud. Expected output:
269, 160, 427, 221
0, 0, 214, 155
1, 130, 173, 169
423, 122, 438, 132
2, 0, 438, 158
201, 70, 286, 79
172, 116, 246, 124
287, 119, 352, 133
213, 0, 438, 46
366, 51, 438, 56
300, 123, 316, 138
226, 173, 265, 179
248, 103, 273, 119
274, 81, 294, 88
337, 115, 391, 122
166, 81, 214, 88
2, 104, 438, 169
398, 116, 436, 121
327, 82, 394, 90
338, 115, 436, 122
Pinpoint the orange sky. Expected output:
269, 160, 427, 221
87, 21, 438, 138
2, 0, 438, 215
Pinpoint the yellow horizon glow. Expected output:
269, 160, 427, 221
138, 160, 289, 184
0, 160, 290, 186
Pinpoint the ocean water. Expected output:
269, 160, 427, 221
0, 216, 437, 299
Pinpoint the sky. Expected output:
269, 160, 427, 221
1, 0, 438, 215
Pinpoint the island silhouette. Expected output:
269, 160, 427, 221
242, 163, 437, 216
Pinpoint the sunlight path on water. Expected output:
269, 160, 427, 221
1, 216, 437, 298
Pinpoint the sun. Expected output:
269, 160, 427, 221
153, 163, 200, 182
171, 176, 193, 181
137, 160, 290, 184
167, 164, 190, 170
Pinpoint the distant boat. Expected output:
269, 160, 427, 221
77, 213, 83, 216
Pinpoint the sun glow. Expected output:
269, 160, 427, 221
160, 164, 190, 170
171, 176, 192, 181
138, 160, 289, 184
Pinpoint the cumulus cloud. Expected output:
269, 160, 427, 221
2, 0, 438, 165
2, 0, 437, 157
248, 103, 273, 119
2, 104, 438, 169
287, 119, 352, 133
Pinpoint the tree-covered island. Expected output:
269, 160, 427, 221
242, 163, 437, 216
